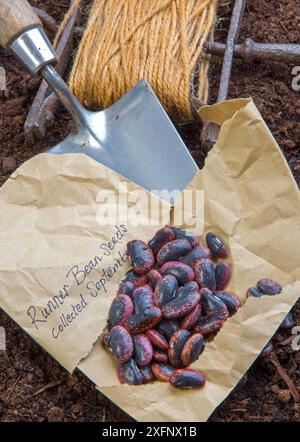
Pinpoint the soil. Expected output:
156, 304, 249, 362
0, 0, 299, 422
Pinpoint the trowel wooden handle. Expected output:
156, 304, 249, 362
0, 0, 41, 49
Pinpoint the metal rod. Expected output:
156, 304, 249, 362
41, 64, 88, 130
201, 0, 246, 150
25, 0, 81, 144
206, 39, 300, 64
217, 0, 246, 102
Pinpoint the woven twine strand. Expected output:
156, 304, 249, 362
58, 0, 217, 119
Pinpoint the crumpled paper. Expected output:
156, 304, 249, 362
0, 98, 299, 421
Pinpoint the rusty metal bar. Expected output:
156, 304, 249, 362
25, 1, 81, 145
201, 0, 246, 150
206, 39, 300, 64
217, 0, 246, 102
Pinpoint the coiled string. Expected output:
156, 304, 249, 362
60, 0, 217, 120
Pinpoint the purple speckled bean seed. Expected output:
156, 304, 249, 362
117, 281, 135, 297
170, 368, 206, 389
157, 239, 192, 266
246, 287, 263, 298
257, 279, 282, 295
180, 303, 202, 330
147, 269, 162, 289
162, 282, 200, 319
132, 285, 154, 315
160, 261, 195, 285
151, 362, 176, 382
153, 349, 168, 363
194, 313, 227, 335
127, 240, 155, 275
194, 288, 229, 335
206, 232, 229, 259
168, 329, 191, 368
194, 258, 216, 291
215, 291, 241, 315
122, 270, 148, 287
117, 359, 143, 385
181, 333, 205, 366
132, 333, 153, 366
146, 329, 169, 351
215, 262, 232, 291
108, 294, 134, 329
125, 307, 162, 334
140, 365, 154, 383
148, 226, 176, 255
200, 288, 228, 316
172, 227, 199, 247
156, 319, 179, 340
180, 246, 212, 267
154, 275, 178, 308
109, 325, 133, 363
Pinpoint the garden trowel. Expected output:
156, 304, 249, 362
0, 0, 198, 197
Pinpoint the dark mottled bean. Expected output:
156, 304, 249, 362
127, 240, 155, 275
151, 362, 176, 382
117, 281, 135, 297
156, 319, 179, 340
122, 270, 148, 287
132, 285, 154, 315
280, 312, 295, 330
146, 329, 169, 350
181, 333, 205, 366
160, 261, 195, 285
206, 232, 229, 259
172, 227, 199, 247
199, 288, 228, 316
194, 288, 229, 335
194, 312, 228, 335
108, 295, 133, 329
180, 304, 202, 330
148, 226, 176, 255
125, 307, 162, 334
154, 275, 178, 308
157, 239, 192, 265
170, 368, 206, 389
140, 365, 154, 383
257, 279, 282, 295
194, 258, 216, 291
153, 349, 168, 363
109, 325, 133, 363
180, 246, 212, 267
147, 269, 162, 289
162, 282, 200, 319
176, 281, 199, 295
133, 333, 153, 366
117, 359, 143, 385
215, 262, 232, 291
246, 287, 263, 298
215, 291, 241, 315
168, 329, 191, 367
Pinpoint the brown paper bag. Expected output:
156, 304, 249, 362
0, 98, 299, 421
